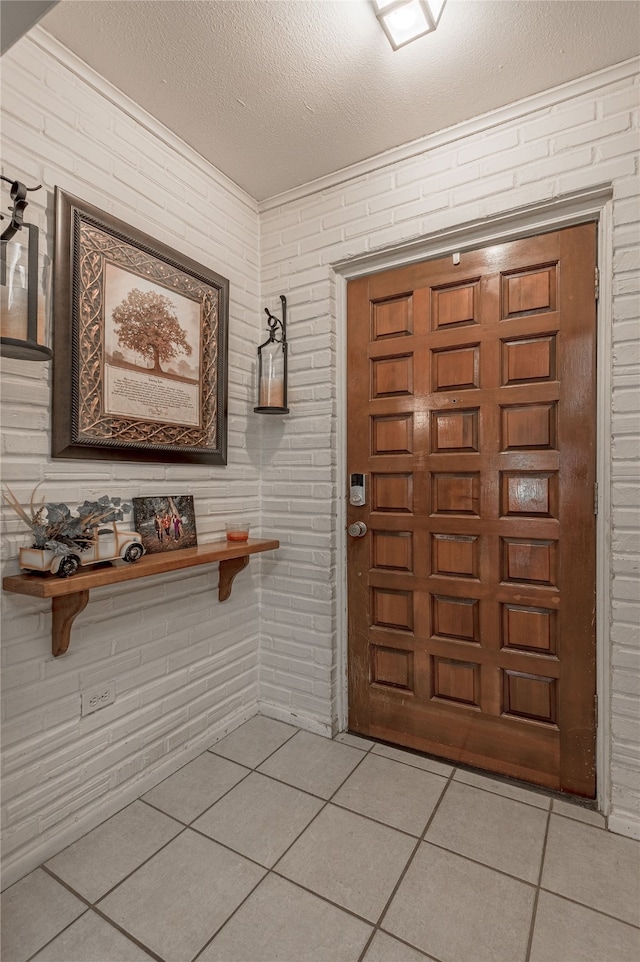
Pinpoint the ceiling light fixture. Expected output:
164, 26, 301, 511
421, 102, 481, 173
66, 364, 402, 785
372, 0, 446, 50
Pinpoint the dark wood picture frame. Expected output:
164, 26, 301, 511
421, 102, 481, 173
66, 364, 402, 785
52, 188, 228, 465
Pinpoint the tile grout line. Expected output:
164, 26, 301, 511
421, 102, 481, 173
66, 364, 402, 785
368, 745, 592, 821
180, 729, 326, 962
239, 764, 347, 802
536, 886, 640, 931
369, 747, 455, 780
267, 871, 382, 931
22, 904, 92, 962
378, 930, 448, 962
12, 724, 626, 962
191, 734, 376, 961
20, 892, 168, 962
548, 806, 609, 831
354, 765, 459, 962
33, 747, 260, 910
140, 764, 254, 822
377, 925, 449, 962
186, 789, 431, 870
141, 724, 304, 829
422, 838, 540, 890
39, 865, 95, 908
370, 739, 603, 822
20, 793, 155, 895
44, 822, 191, 906
524, 802, 553, 962
183, 736, 432, 943
189, 869, 268, 962
263, 734, 373, 874
450, 775, 560, 814
207, 720, 300, 768
37, 729, 370, 962
33, 731, 302, 962
85, 906, 168, 962
90, 727, 310, 962
328, 793, 445, 842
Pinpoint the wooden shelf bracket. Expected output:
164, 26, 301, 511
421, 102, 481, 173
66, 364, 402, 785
218, 556, 250, 602
52, 590, 89, 657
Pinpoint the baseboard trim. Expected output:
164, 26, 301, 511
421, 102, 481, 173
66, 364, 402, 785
258, 700, 333, 738
607, 812, 640, 841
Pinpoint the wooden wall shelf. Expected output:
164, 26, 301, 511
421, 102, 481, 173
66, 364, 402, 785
2, 538, 279, 657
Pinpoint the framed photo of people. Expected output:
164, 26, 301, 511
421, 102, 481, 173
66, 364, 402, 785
132, 495, 198, 555
51, 188, 228, 465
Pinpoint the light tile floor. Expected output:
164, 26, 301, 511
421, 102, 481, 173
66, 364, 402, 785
3, 716, 640, 962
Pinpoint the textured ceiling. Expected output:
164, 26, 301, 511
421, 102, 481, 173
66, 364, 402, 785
40, 0, 640, 201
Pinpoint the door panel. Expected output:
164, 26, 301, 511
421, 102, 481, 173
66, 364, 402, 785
347, 223, 597, 796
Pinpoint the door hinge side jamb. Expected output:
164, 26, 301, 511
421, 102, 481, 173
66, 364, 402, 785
594, 481, 599, 515
595, 266, 600, 300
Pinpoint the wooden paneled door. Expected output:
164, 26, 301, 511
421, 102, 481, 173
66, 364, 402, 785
347, 224, 597, 796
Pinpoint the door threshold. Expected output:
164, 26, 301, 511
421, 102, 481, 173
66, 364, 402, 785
348, 731, 600, 813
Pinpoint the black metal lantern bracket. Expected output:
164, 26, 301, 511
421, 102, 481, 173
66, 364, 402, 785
254, 294, 289, 414
1, 175, 52, 361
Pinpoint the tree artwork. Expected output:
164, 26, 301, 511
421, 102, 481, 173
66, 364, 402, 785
111, 288, 192, 374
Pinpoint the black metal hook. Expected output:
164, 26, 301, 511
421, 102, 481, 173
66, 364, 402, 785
1, 177, 42, 242
262, 295, 287, 344
0, 175, 42, 193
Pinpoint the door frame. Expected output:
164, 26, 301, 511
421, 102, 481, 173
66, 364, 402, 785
333, 185, 613, 815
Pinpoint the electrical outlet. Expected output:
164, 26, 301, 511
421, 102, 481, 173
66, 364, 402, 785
81, 682, 115, 716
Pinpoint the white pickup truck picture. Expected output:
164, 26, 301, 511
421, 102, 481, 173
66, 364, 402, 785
19, 526, 145, 578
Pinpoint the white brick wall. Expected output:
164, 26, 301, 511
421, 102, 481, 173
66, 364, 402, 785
1, 32, 639, 888
0, 34, 263, 887
259, 62, 640, 834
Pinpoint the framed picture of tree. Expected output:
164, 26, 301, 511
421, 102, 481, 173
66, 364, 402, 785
51, 188, 228, 464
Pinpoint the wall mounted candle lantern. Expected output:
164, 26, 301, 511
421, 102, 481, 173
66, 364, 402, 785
254, 294, 289, 414
0, 176, 52, 361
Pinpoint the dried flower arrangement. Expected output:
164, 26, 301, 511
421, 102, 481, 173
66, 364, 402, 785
4, 485, 133, 557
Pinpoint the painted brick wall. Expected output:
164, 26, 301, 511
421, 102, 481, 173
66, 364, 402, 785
259, 62, 640, 834
1, 31, 639, 891
0, 34, 266, 887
